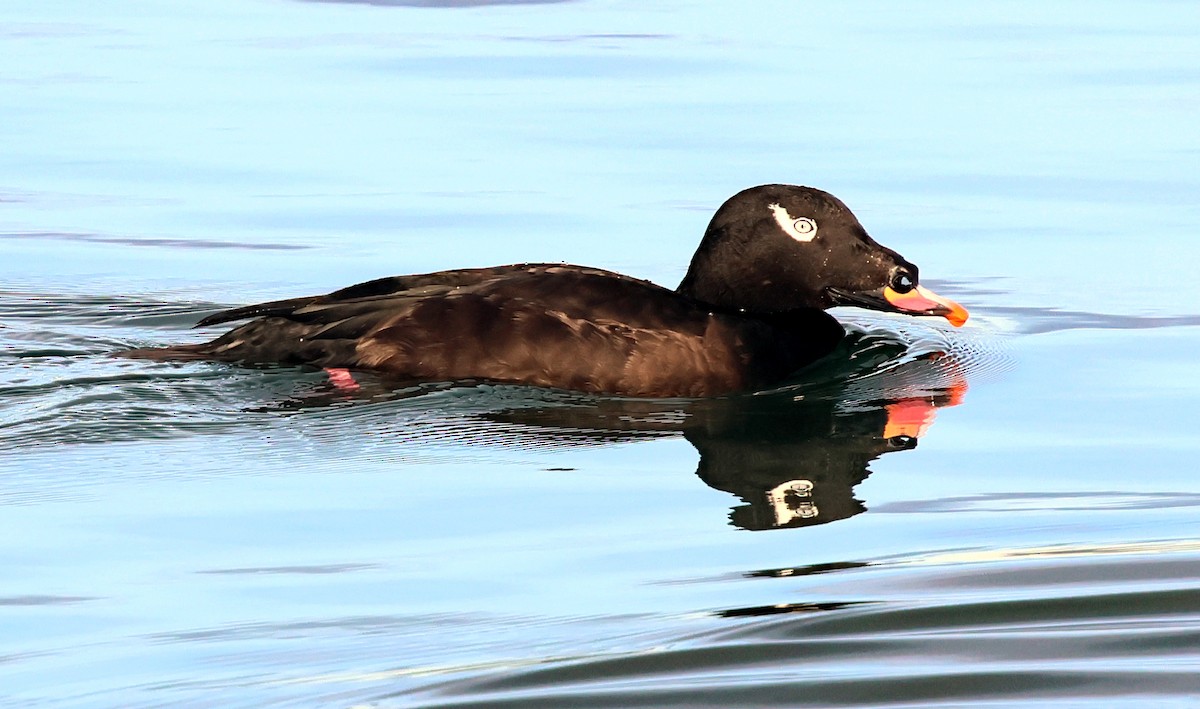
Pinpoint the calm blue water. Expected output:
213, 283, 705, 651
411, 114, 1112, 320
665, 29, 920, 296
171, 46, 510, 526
3, 1, 1200, 706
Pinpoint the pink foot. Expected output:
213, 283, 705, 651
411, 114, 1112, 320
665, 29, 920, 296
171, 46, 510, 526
324, 367, 360, 392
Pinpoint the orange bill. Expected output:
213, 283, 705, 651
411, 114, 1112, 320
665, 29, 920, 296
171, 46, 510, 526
883, 284, 969, 327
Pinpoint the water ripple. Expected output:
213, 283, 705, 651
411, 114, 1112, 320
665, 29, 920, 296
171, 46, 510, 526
397, 549, 1200, 708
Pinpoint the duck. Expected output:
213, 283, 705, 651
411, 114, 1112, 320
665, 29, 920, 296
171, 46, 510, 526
124, 184, 968, 397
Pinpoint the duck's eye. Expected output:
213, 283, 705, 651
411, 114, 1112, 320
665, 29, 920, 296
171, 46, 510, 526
791, 217, 817, 238
768, 203, 818, 242
890, 271, 915, 294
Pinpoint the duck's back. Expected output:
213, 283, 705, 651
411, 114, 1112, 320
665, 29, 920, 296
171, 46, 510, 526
143, 264, 842, 397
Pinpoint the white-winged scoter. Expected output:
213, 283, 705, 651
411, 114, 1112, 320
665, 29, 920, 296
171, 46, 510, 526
125, 185, 968, 397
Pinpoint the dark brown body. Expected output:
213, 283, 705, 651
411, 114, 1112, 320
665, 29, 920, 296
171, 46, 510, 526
123, 185, 967, 397
138, 264, 844, 398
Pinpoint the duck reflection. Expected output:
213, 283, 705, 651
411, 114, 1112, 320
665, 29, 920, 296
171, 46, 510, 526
278, 326, 971, 530
469, 330, 969, 531
688, 392, 960, 530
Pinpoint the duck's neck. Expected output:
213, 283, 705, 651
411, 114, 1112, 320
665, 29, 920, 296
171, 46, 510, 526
677, 261, 826, 315
676, 238, 745, 310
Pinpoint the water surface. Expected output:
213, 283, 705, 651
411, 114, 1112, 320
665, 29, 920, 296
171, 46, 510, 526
3, 0, 1200, 706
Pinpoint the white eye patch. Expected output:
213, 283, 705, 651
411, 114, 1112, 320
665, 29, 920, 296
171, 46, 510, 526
769, 203, 818, 242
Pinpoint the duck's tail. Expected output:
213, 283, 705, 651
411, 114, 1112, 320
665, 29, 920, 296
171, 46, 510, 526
117, 343, 213, 361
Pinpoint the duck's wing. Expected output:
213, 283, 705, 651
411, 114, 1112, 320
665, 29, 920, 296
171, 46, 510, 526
194, 295, 322, 328
284, 264, 694, 342
188, 264, 723, 387
193, 264, 615, 328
